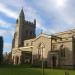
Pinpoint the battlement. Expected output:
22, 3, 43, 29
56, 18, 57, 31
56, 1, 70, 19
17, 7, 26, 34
25, 20, 36, 27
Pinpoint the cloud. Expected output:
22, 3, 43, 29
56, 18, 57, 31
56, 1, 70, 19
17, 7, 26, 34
0, 0, 75, 53
0, 29, 7, 36
27, 0, 75, 33
0, 29, 14, 38
0, 19, 15, 29
3, 43, 12, 53
1, 0, 75, 33
0, 19, 15, 37
0, 3, 18, 19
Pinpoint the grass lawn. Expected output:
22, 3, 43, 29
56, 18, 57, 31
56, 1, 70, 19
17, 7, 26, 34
0, 67, 75, 75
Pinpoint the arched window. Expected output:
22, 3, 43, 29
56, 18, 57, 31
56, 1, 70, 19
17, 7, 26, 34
38, 43, 41, 59
52, 44, 57, 50
60, 44, 65, 57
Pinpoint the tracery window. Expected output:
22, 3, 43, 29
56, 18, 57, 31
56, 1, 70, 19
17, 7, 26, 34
60, 44, 65, 57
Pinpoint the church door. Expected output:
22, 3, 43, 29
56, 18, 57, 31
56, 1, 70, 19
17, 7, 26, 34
15, 56, 19, 64
52, 56, 57, 67
21, 51, 32, 64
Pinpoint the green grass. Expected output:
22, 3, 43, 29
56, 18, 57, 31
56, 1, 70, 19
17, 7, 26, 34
0, 67, 75, 75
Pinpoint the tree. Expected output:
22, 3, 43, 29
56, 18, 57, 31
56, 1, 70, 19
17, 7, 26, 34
0, 36, 3, 64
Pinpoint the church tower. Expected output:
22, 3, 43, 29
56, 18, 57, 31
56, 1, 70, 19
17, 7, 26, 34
12, 8, 36, 48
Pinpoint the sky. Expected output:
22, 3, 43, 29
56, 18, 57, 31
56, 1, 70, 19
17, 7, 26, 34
0, 0, 75, 53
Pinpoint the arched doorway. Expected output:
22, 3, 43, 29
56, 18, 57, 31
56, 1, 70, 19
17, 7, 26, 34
52, 56, 57, 67
21, 51, 32, 64
15, 56, 19, 64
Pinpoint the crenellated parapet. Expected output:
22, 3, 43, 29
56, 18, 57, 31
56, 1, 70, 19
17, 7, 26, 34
25, 19, 36, 27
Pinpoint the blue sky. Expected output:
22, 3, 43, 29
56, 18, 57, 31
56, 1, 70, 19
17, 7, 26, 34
0, 0, 75, 53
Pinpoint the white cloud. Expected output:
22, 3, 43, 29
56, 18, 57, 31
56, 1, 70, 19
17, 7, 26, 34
1, 0, 75, 33
3, 43, 12, 53
0, 3, 18, 19
28, 0, 75, 32
0, 19, 15, 37
0, 0, 75, 52
0, 29, 7, 36
0, 29, 14, 37
55, 0, 67, 8
0, 19, 15, 29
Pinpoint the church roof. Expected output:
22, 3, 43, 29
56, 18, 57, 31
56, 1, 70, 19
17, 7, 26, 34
33, 33, 51, 42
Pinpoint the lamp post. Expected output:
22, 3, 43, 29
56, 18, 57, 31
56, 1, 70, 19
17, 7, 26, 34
40, 43, 45, 75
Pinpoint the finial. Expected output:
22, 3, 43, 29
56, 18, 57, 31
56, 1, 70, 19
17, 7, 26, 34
41, 29, 43, 34
19, 8, 25, 19
34, 19, 36, 25
34, 19, 36, 28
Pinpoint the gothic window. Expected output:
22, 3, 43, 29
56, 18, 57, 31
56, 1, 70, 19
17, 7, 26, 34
52, 44, 57, 50
38, 43, 41, 59
60, 48, 65, 57
60, 44, 65, 57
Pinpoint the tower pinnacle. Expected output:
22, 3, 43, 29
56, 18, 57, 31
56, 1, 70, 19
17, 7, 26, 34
19, 8, 25, 19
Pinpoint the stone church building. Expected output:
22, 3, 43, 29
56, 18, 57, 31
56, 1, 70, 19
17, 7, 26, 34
12, 9, 75, 68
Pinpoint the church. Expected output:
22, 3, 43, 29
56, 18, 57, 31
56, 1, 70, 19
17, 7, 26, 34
12, 9, 75, 68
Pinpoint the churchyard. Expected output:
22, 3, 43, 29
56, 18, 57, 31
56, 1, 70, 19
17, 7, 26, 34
0, 65, 75, 75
